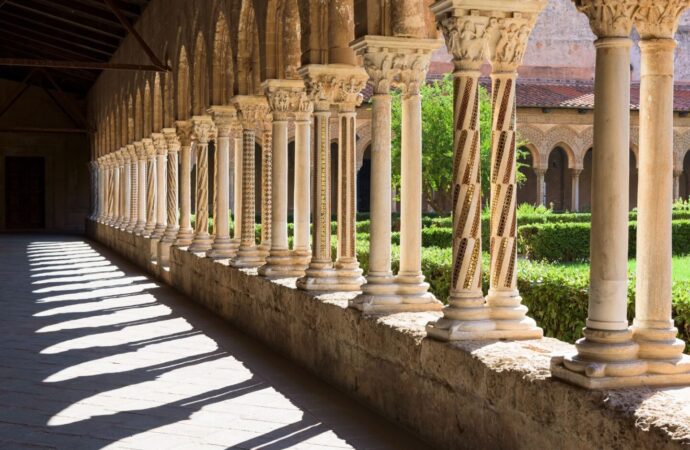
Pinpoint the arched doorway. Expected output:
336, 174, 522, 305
545, 147, 571, 211
517, 147, 537, 206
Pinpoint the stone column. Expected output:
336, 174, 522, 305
134, 142, 147, 235
208, 106, 237, 259
88, 161, 97, 220
351, 36, 442, 312
571, 168, 582, 212
232, 126, 243, 244
333, 72, 367, 289
260, 80, 308, 277
633, 2, 690, 377
674, 169, 682, 201
162, 129, 180, 244
552, 0, 647, 388
174, 121, 194, 246
231, 96, 269, 268
259, 117, 273, 256
535, 167, 547, 207
118, 149, 128, 229
125, 144, 138, 232
96, 157, 104, 222
112, 151, 121, 227
151, 133, 168, 240
428, 3, 544, 341
101, 156, 110, 223
297, 67, 338, 290
120, 148, 131, 230
188, 116, 216, 254
142, 138, 157, 237
293, 95, 313, 268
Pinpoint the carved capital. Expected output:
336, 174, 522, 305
191, 115, 217, 144
299, 64, 367, 111
263, 79, 306, 121
175, 120, 194, 147
232, 96, 270, 131
635, 0, 689, 39
209, 105, 237, 137
133, 141, 146, 160
162, 128, 181, 153
142, 138, 156, 158
152, 132, 167, 155
115, 148, 125, 164
486, 15, 539, 72
574, 0, 638, 38
126, 144, 136, 161
439, 14, 491, 70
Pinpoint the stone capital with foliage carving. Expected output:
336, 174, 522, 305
486, 14, 539, 72
635, 0, 689, 39
152, 133, 168, 155
439, 14, 491, 71
299, 64, 368, 111
174, 120, 194, 147
231, 96, 270, 132
162, 128, 181, 153
208, 106, 237, 138
263, 79, 307, 121
191, 116, 217, 144
126, 144, 136, 161
574, 0, 638, 38
142, 138, 156, 159
133, 141, 146, 160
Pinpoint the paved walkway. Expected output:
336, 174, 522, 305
0, 235, 431, 450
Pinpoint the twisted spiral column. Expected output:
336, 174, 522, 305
126, 145, 138, 232
142, 138, 157, 237
188, 117, 215, 254
151, 134, 168, 240
134, 142, 147, 235
162, 128, 180, 244
175, 121, 194, 246
121, 150, 131, 230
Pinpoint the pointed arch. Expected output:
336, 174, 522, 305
192, 32, 209, 115
164, 59, 174, 127
212, 11, 235, 104
177, 46, 191, 120
238, 0, 262, 95
120, 96, 127, 146
134, 87, 143, 140
127, 93, 134, 143
153, 73, 163, 131
266, 0, 301, 79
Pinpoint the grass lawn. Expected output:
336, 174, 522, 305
551, 255, 690, 281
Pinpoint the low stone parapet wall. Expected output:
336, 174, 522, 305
86, 220, 690, 450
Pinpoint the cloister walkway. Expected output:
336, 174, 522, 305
0, 235, 430, 450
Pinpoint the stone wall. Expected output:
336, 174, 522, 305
87, 220, 690, 450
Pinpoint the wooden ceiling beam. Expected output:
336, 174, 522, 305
0, 127, 87, 134
0, 70, 35, 119
0, 58, 168, 72
15, 0, 125, 31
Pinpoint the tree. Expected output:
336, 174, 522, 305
389, 74, 525, 212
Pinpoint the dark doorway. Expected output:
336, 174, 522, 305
5, 156, 45, 229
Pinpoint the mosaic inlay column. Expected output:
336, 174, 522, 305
120, 148, 132, 230
188, 116, 216, 254
174, 121, 194, 246
142, 138, 157, 238
162, 128, 180, 244
125, 144, 138, 232
231, 96, 269, 268
260, 80, 308, 277
151, 133, 168, 240
259, 117, 273, 257
552, 0, 648, 388
232, 124, 243, 246
134, 142, 147, 235
428, 1, 544, 341
351, 36, 442, 312
208, 106, 237, 259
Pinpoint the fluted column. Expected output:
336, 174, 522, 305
188, 116, 216, 254
571, 168, 582, 212
633, 1, 690, 377
151, 133, 168, 240
208, 106, 237, 259
125, 145, 138, 232
231, 96, 269, 267
552, 0, 647, 388
260, 80, 309, 277
142, 138, 157, 237
161, 128, 180, 243
535, 167, 547, 206
174, 121, 194, 246
134, 142, 147, 235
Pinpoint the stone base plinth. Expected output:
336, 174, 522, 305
158, 240, 173, 266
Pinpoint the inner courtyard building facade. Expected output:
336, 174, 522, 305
65, 0, 690, 446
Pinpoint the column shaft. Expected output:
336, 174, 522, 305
135, 148, 147, 234
271, 120, 288, 251
571, 170, 581, 212
152, 137, 168, 239
162, 142, 180, 242
260, 126, 273, 253
176, 142, 193, 245
208, 125, 234, 258
233, 133, 243, 242
143, 142, 157, 237
189, 141, 212, 252
127, 147, 138, 232
293, 118, 311, 256
122, 155, 131, 229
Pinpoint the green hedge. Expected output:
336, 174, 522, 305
519, 220, 690, 262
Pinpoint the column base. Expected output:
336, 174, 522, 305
142, 223, 156, 238
161, 226, 180, 245
230, 245, 265, 268
633, 322, 687, 360
188, 233, 213, 254
150, 224, 167, 240
125, 222, 137, 233
334, 259, 365, 291
174, 228, 194, 247
258, 249, 308, 278
350, 273, 443, 314
157, 240, 173, 266
297, 262, 359, 291
207, 237, 237, 260
148, 237, 160, 262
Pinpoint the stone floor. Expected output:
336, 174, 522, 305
0, 234, 432, 450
